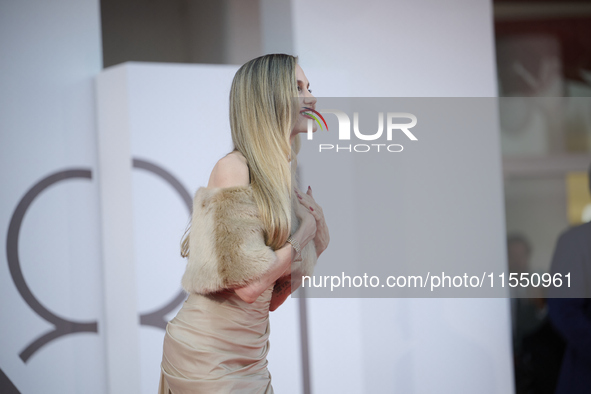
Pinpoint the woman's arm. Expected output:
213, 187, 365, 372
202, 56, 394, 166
234, 243, 291, 303
295, 186, 330, 258
270, 193, 319, 310
235, 222, 312, 303
270, 272, 308, 311
269, 274, 293, 311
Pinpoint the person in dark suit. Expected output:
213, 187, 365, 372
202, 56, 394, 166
508, 234, 565, 394
507, 234, 545, 354
546, 163, 591, 394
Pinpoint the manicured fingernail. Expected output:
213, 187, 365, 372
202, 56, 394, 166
310, 207, 314, 211
308, 186, 311, 190
297, 195, 302, 199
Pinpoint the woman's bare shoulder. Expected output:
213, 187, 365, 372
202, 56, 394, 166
207, 151, 249, 188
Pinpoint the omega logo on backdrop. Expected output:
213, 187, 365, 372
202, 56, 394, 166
6, 158, 188, 363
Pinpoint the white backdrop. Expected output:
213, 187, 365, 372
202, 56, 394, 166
290, 0, 513, 393
0, 0, 106, 392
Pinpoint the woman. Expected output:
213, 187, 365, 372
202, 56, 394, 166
158, 53, 330, 393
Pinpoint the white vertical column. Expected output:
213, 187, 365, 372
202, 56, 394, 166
0, 0, 106, 392
287, 0, 512, 393
95, 65, 142, 394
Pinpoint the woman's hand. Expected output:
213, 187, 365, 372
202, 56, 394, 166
293, 199, 317, 250
295, 186, 330, 257
276, 201, 315, 278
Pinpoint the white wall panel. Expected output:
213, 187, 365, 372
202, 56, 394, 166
0, 0, 105, 392
289, 1, 513, 393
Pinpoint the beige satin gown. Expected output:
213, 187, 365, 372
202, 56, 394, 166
159, 158, 300, 393
158, 282, 275, 394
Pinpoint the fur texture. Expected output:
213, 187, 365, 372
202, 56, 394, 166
181, 185, 317, 294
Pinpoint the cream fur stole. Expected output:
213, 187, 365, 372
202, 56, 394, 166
181, 185, 317, 294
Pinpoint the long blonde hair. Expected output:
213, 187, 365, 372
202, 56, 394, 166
181, 54, 300, 257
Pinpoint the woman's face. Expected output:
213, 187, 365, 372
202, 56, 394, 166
291, 64, 318, 143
